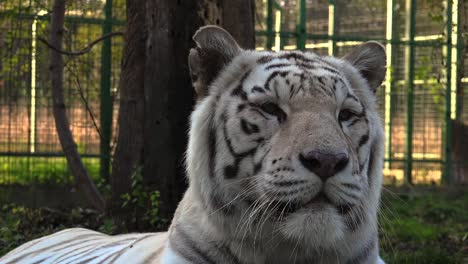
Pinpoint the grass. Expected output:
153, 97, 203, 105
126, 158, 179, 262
379, 186, 468, 263
0, 187, 467, 262
0, 156, 100, 184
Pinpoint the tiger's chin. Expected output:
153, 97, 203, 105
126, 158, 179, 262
279, 205, 345, 249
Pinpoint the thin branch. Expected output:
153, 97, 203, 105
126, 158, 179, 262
38, 31, 123, 56
66, 66, 103, 139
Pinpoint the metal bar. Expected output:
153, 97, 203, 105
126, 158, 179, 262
296, 0, 306, 50
455, 0, 463, 120
274, 9, 282, 52
443, 0, 453, 184
384, 0, 395, 169
328, 2, 337, 55
99, 0, 113, 181
384, 158, 444, 163
0, 152, 100, 158
279, 9, 285, 50
256, 31, 448, 47
404, 0, 416, 184
30, 15, 38, 153
0, 11, 124, 25
266, 0, 274, 50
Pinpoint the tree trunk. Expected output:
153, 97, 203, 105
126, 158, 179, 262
111, 0, 256, 225
109, 0, 146, 218
220, 0, 256, 49
49, 0, 105, 212
143, 0, 204, 221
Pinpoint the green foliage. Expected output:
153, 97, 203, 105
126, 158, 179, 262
120, 167, 166, 230
414, 55, 445, 115
379, 187, 468, 263
0, 203, 115, 257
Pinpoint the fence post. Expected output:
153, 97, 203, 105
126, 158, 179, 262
327, 0, 336, 56
404, 0, 415, 184
100, 0, 113, 182
296, 0, 306, 50
266, 0, 274, 50
454, 0, 463, 121
384, 0, 395, 170
443, 0, 453, 184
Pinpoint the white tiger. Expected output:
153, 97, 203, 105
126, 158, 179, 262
0, 26, 387, 264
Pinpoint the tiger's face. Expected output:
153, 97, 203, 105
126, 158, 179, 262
187, 26, 386, 250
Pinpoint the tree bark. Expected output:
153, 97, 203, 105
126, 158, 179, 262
143, 0, 204, 221
49, 0, 105, 212
111, 0, 256, 224
109, 0, 147, 217
220, 0, 256, 49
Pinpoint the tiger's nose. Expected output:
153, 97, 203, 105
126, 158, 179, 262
299, 151, 349, 181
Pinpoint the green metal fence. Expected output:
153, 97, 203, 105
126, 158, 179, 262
0, 0, 466, 186
255, 0, 467, 184
0, 0, 124, 184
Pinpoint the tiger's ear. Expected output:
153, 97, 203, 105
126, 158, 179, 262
189, 26, 242, 99
343, 41, 386, 93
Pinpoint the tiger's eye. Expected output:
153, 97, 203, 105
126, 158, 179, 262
339, 109, 354, 122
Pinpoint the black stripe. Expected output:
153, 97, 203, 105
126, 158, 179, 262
296, 61, 317, 70
358, 134, 369, 147
257, 55, 274, 64
231, 85, 247, 100
208, 126, 217, 178
347, 117, 362, 127
346, 93, 360, 102
231, 70, 251, 100
237, 104, 246, 113
240, 119, 259, 135
264, 71, 289, 91
342, 183, 361, 191
224, 163, 239, 179
268, 180, 306, 187
221, 114, 257, 158
278, 52, 315, 63
265, 63, 291, 70
253, 162, 262, 174
171, 227, 217, 264
367, 144, 375, 187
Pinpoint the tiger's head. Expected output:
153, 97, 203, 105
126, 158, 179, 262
185, 26, 386, 252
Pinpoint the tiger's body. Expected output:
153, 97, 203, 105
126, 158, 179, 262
1, 26, 387, 264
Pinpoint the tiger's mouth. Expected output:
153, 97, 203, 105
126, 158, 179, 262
273, 192, 354, 217
303, 192, 330, 208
